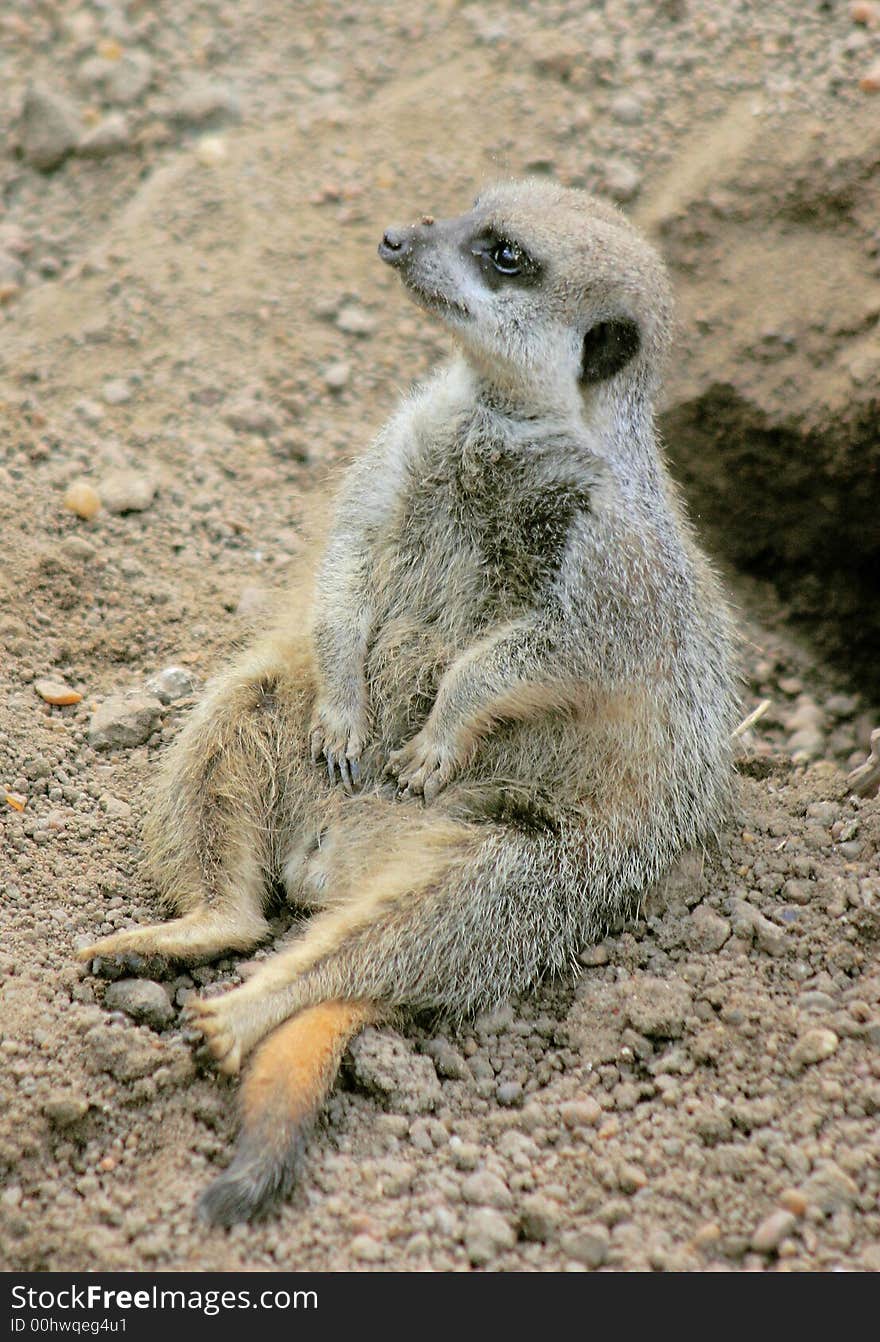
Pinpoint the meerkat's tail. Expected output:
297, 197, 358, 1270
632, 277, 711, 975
197, 999, 377, 1227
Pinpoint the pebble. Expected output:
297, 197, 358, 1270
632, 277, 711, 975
350, 1234, 383, 1263
610, 93, 643, 124
77, 113, 131, 158
224, 398, 280, 436
686, 904, 731, 952
104, 979, 174, 1030
60, 536, 97, 562
789, 1027, 839, 1070
519, 1193, 561, 1242
860, 61, 880, 91
560, 1224, 610, 1268
195, 136, 227, 166
421, 1037, 470, 1080
83, 1023, 160, 1081
751, 1208, 797, 1253
800, 1161, 858, 1214
336, 304, 377, 337
850, 2, 879, 24
19, 83, 80, 171
63, 481, 102, 520
463, 1208, 516, 1265
579, 942, 610, 966
347, 1028, 442, 1114
323, 361, 351, 392
145, 666, 197, 704
461, 1170, 513, 1210
167, 79, 241, 128
779, 1188, 808, 1216
77, 50, 153, 106
496, 1080, 523, 1107
102, 377, 133, 406
100, 471, 156, 514
625, 976, 692, 1038
0, 251, 24, 304
560, 1097, 602, 1128
601, 158, 642, 202
34, 678, 82, 706
42, 1090, 89, 1126
88, 693, 163, 750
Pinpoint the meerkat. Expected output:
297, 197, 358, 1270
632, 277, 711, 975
78, 179, 738, 1226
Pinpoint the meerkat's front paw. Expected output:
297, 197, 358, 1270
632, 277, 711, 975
387, 730, 460, 802
309, 702, 368, 793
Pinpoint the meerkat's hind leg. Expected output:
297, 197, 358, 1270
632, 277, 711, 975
197, 999, 378, 1227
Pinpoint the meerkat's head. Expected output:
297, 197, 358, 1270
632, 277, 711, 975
379, 178, 673, 410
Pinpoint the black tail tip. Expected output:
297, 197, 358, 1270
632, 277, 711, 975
196, 1134, 305, 1228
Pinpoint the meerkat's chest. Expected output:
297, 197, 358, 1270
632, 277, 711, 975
394, 439, 591, 610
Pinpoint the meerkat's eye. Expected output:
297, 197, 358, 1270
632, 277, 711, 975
490, 240, 527, 275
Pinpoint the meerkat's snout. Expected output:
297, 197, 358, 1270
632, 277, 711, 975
378, 225, 415, 265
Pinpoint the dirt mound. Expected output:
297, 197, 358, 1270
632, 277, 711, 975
641, 103, 880, 694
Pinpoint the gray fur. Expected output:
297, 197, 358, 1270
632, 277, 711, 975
80, 180, 738, 1210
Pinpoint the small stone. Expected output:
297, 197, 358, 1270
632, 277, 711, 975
625, 976, 692, 1038
560, 1223, 610, 1268
610, 94, 643, 124
19, 83, 81, 171
789, 1027, 839, 1071
560, 1098, 602, 1128
860, 61, 880, 91
601, 158, 642, 202
104, 979, 173, 1030
89, 693, 163, 750
77, 113, 130, 158
850, 2, 879, 25
519, 1193, 561, 1242
461, 1170, 513, 1210
60, 536, 97, 562
348, 1028, 442, 1113
421, 1037, 470, 1080
102, 378, 133, 405
779, 1189, 808, 1216
579, 943, 610, 967
336, 304, 377, 336
687, 904, 730, 952
800, 1162, 858, 1215
751, 1209, 797, 1254
77, 50, 153, 106
496, 1080, 523, 1107
34, 678, 82, 707
349, 1234, 383, 1262
224, 398, 280, 436
83, 1024, 159, 1081
195, 135, 227, 166
63, 481, 102, 520
167, 79, 241, 128
145, 666, 197, 704
100, 471, 156, 514
463, 1208, 516, 1265
323, 361, 351, 391
42, 1090, 89, 1126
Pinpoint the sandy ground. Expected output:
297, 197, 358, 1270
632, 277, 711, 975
1, 0, 879, 1272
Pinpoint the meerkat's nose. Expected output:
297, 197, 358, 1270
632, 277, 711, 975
378, 226, 412, 265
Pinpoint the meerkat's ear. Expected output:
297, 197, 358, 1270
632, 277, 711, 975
580, 319, 640, 384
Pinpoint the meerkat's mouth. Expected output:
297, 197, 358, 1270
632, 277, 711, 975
404, 279, 470, 322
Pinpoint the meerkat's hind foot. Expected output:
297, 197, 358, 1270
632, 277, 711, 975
76, 906, 271, 972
